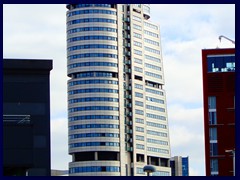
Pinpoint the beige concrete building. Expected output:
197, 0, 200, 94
51, 170, 68, 176
66, 4, 171, 176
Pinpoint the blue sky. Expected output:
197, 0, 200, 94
3, 4, 235, 176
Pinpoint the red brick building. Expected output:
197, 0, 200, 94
202, 48, 235, 176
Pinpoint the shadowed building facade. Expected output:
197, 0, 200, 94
3, 59, 52, 176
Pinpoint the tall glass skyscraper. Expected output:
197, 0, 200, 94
66, 4, 171, 176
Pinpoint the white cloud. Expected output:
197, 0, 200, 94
50, 71, 68, 118
3, 5, 66, 59
151, 4, 235, 42
168, 105, 205, 175
3, 4, 70, 170
189, 167, 202, 176
163, 42, 204, 105
160, 35, 233, 180
168, 105, 203, 126
51, 118, 71, 170
149, 5, 234, 175
3, 4, 68, 119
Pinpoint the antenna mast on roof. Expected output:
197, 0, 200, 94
219, 35, 235, 44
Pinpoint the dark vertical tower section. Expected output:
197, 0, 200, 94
3, 59, 52, 176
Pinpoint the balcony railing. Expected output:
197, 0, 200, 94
3, 115, 31, 125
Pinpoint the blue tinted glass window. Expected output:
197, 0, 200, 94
135, 101, 144, 107
147, 130, 167, 137
146, 105, 165, 112
68, 79, 118, 86
69, 106, 119, 113
146, 113, 166, 120
72, 72, 117, 79
207, 55, 235, 72
145, 55, 161, 63
68, 88, 118, 95
67, 27, 117, 34
147, 138, 168, 145
68, 44, 117, 51
209, 128, 217, 141
69, 97, 119, 104
146, 88, 164, 96
68, 53, 118, 60
69, 142, 119, 148
68, 9, 116, 17
210, 143, 218, 156
146, 96, 164, 104
182, 157, 189, 176
208, 96, 216, 109
136, 144, 145, 150
135, 92, 143, 98
209, 112, 217, 125
69, 166, 120, 174
75, 4, 112, 8
68, 18, 117, 26
147, 147, 169, 154
145, 71, 162, 79
68, 35, 117, 41
152, 171, 170, 176
210, 159, 218, 173
69, 124, 119, 130
146, 121, 166, 129
136, 168, 144, 174
68, 62, 118, 69
135, 109, 144, 115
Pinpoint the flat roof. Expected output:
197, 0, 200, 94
3, 59, 53, 71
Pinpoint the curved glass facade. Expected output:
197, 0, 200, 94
69, 115, 119, 121
68, 79, 118, 86
67, 9, 116, 17
67, 4, 171, 176
68, 62, 118, 69
67, 35, 117, 41
68, 44, 117, 51
67, 4, 121, 176
68, 53, 118, 60
69, 133, 119, 139
69, 166, 120, 174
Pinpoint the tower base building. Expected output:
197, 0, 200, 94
66, 4, 171, 176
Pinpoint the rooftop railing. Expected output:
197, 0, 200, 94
3, 115, 31, 125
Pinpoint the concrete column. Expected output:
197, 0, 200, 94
94, 152, 98, 161
117, 152, 120, 161
148, 156, 151, 165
